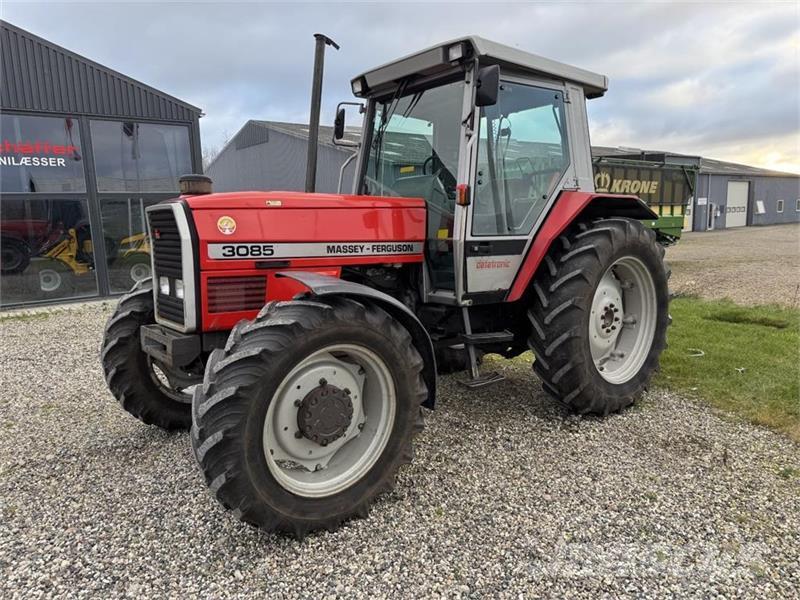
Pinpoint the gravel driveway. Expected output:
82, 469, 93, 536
666, 223, 800, 307
1, 304, 798, 598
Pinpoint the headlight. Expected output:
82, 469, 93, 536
175, 279, 184, 299
159, 276, 170, 295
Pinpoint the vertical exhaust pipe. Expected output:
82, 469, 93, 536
305, 33, 340, 193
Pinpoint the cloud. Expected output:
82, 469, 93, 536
3, 1, 798, 172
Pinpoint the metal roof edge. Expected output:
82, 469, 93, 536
0, 19, 203, 115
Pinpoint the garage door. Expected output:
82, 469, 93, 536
725, 181, 749, 228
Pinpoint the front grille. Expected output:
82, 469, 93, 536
207, 276, 267, 313
148, 209, 182, 278
147, 205, 185, 327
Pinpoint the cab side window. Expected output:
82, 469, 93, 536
473, 83, 569, 236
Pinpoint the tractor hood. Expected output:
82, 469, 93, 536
182, 190, 425, 210
176, 190, 428, 275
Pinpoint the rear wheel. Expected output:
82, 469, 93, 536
101, 278, 197, 429
191, 296, 427, 537
1, 238, 30, 274
527, 218, 669, 415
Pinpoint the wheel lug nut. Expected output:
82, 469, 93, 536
294, 399, 302, 407
344, 388, 351, 395
294, 430, 303, 439
319, 378, 327, 386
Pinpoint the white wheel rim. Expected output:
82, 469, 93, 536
130, 262, 151, 282
589, 256, 657, 384
263, 343, 396, 498
39, 269, 62, 292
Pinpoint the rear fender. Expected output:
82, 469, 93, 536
276, 271, 436, 409
506, 191, 657, 302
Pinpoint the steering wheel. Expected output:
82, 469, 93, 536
422, 155, 436, 175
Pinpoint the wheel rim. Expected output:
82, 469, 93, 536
263, 343, 396, 498
589, 256, 657, 384
148, 358, 196, 404
129, 262, 151, 283
39, 268, 62, 292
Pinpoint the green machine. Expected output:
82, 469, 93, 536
592, 155, 699, 244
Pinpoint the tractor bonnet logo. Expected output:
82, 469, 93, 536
217, 216, 237, 235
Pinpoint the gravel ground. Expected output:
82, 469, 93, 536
665, 223, 800, 307
1, 303, 799, 598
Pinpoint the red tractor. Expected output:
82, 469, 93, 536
101, 37, 669, 536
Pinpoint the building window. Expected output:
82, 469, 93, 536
1, 197, 98, 305
796, 199, 800, 212
777, 199, 784, 213
91, 120, 192, 192
0, 114, 86, 193
100, 197, 167, 293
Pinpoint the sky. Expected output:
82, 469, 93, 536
2, 1, 798, 173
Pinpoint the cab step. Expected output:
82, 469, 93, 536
461, 330, 514, 345
459, 308, 506, 389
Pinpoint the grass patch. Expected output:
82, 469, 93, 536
655, 297, 800, 441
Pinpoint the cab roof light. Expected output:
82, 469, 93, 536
351, 77, 366, 96
448, 42, 465, 62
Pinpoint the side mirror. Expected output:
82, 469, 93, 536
475, 64, 500, 107
334, 107, 346, 140
332, 102, 364, 147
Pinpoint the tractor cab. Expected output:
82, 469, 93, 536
338, 36, 608, 305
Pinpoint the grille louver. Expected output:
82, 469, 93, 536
147, 206, 185, 326
207, 276, 267, 313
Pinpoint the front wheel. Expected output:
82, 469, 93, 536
191, 296, 427, 537
101, 278, 198, 429
527, 218, 670, 415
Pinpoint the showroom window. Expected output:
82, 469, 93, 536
90, 120, 192, 192
0, 114, 86, 193
0, 197, 98, 306
99, 196, 166, 293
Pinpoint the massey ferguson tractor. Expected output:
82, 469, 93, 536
101, 36, 669, 536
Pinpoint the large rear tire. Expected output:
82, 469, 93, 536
101, 278, 196, 429
191, 296, 427, 537
527, 218, 670, 415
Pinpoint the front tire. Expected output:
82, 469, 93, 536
101, 278, 196, 429
191, 296, 427, 537
527, 218, 669, 415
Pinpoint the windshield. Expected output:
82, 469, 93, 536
362, 79, 465, 210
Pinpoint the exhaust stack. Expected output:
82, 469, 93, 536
305, 33, 340, 193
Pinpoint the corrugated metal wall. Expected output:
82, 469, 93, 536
0, 20, 200, 122
208, 126, 358, 193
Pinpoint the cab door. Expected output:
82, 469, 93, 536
464, 77, 572, 299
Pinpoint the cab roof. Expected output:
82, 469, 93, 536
351, 36, 609, 99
